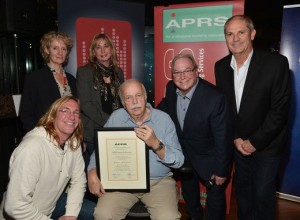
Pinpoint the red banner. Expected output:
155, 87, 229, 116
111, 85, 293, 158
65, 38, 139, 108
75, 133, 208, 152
76, 17, 132, 79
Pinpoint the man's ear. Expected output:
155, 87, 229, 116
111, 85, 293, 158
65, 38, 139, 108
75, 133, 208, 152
251, 29, 256, 41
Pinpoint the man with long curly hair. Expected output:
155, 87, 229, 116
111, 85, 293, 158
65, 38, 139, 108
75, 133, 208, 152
1, 96, 88, 219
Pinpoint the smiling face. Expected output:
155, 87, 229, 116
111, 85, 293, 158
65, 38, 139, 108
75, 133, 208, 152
54, 99, 80, 143
93, 38, 113, 66
225, 17, 256, 59
172, 57, 198, 96
45, 39, 68, 67
120, 80, 147, 121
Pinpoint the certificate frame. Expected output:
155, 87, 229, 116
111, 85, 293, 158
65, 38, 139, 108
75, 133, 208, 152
95, 127, 150, 192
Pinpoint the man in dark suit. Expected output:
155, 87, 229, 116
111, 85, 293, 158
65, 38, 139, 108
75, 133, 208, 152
215, 15, 291, 220
157, 53, 233, 220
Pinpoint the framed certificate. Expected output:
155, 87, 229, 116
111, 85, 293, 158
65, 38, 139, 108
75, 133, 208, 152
95, 127, 150, 192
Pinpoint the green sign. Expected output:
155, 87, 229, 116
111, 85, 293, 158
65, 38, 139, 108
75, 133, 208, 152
163, 5, 232, 42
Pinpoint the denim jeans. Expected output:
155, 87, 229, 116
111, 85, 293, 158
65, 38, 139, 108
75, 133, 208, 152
51, 192, 96, 220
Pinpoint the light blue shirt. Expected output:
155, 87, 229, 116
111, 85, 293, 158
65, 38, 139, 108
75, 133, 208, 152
176, 79, 198, 130
88, 103, 184, 179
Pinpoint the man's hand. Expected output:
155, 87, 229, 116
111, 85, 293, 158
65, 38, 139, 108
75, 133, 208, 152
211, 174, 226, 185
87, 168, 105, 197
134, 125, 165, 159
242, 139, 256, 154
135, 125, 159, 150
234, 138, 251, 156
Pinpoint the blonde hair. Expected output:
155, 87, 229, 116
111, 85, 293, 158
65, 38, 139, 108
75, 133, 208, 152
37, 96, 83, 150
40, 31, 73, 65
88, 33, 118, 67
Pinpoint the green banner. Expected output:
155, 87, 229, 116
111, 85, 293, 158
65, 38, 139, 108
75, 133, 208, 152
163, 5, 232, 42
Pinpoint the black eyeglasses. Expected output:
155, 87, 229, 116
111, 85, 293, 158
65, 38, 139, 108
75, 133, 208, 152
172, 68, 195, 77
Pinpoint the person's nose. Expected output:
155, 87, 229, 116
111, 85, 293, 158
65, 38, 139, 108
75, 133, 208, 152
57, 48, 64, 55
132, 96, 138, 104
180, 72, 185, 79
69, 112, 75, 120
233, 33, 240, 42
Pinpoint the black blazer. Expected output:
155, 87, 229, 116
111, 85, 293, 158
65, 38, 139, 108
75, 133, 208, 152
215, 49, 291, 157
20, 65, 77, 132
157, 79, 233, 179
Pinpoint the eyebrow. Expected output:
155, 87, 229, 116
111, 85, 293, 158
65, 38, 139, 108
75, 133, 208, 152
174, 67, 194, 72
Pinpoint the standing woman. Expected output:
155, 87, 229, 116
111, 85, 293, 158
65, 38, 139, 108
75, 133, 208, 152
76, 33, 124, 158
20, 31, 76, 133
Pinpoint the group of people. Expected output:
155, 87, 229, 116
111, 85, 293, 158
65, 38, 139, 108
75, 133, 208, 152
0, 14, 291, 220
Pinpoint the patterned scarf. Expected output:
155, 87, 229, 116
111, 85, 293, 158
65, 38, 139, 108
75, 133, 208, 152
93, 61, 121, 111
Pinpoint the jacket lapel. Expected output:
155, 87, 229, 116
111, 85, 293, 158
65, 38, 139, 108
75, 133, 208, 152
182, 80, 205, 132
168, 82, 182, 133
239, 50, 261, 112
222, 58, 238, 115
226, 66, 237, 115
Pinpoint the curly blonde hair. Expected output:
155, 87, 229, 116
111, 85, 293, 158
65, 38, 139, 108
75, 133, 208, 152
37, 96, 83, 150
40, 31, 73, 65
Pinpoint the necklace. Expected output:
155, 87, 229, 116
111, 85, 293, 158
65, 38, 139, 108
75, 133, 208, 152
48, 65, 71, 96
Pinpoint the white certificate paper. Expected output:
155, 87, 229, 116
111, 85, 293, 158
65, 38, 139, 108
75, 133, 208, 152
95, 128, 150, 192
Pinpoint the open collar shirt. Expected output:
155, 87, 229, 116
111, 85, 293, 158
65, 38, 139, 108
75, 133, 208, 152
88, 103, 184, 179
231, 50, 253, 112
176, 79, 199, 130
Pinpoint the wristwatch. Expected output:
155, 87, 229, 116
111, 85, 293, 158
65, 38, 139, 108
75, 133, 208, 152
153, 141, 164, 152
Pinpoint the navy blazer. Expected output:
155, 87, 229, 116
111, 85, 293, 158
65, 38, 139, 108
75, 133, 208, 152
215, 49, 291, 156
157, 79, 233, 179
20, 65, 77, 132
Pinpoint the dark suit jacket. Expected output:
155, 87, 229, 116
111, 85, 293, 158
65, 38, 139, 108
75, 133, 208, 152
157, 79, 233, 179
19, 65, 77, 132
215, 49, 291, 157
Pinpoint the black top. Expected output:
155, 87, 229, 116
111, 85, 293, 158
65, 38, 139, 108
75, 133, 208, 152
19, 65, 77, 132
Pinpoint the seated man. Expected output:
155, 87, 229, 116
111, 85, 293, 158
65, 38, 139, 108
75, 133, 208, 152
0, 96, 94, 220
88, 79, 185, 220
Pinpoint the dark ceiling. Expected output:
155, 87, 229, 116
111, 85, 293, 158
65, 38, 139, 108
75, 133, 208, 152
144, 0, 300, 49
35, 0, 300, 50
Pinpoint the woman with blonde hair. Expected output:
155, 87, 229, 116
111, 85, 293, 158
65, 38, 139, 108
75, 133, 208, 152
20, 31, 77, 133
76, 33, 124, 161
